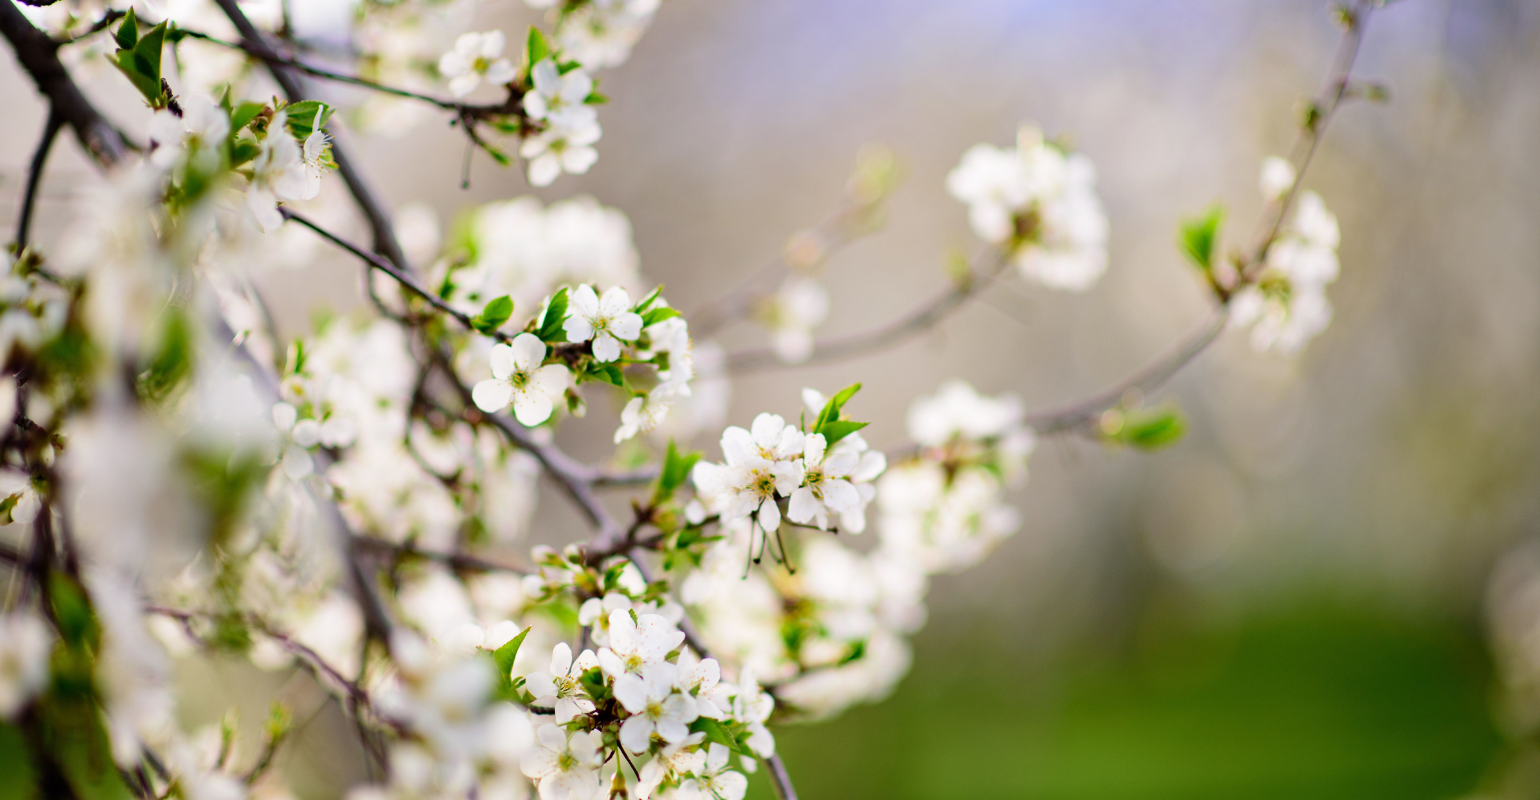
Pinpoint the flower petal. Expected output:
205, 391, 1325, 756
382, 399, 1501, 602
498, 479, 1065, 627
473, 379, 514, 412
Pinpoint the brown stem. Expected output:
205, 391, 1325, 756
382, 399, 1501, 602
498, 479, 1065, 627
15, 108, 62, 248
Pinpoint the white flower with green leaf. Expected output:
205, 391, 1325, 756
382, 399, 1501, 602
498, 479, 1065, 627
472, 333, 571, 425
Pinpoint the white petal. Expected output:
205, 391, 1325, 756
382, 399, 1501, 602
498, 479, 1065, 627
512, 388, 555, 426
786, 487, 819, 525
473, 379, 514, 412
591, 333, 621, 362
489, 342, 518, 379
510, 333, 548, 370
550, 642, 573, 675
620, 716, 654, 754
598, 286, 632, 316
610, 312, 643, 341
757, 497, 780, 532
530, 364, 571, 397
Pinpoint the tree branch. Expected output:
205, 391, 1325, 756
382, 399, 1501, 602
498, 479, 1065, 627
14, 108, 62, 249
0, 0, 129, 168
725, 250, 1007, 374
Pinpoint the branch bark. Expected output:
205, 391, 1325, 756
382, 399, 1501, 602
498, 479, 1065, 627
0, 0, 128, 167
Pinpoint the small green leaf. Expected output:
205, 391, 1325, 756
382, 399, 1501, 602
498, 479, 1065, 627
654, 439, 701, 503
818, 419, 868, 447
471, 295, 514, 334
585, 91, 609, 105
536, 287, 570, 343
641, 306, 681, 327
690, 718, 747, 755
526, 27, 551, 68
491, 626, 531, 679
633, 285, 664, 314
114, 7, 138, 50
282, 100, 334, 139
1179, 204, 1225, 272
0, 493, 19, 525
229, 140, 261, 169
581, 363, 625, 388
813, 383, 862, 435
1111, 404, 1187, 450
229, 101, 266, 135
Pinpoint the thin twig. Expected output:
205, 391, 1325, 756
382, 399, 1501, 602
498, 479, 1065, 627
51, 8, 124, 46
15, 108, 62, 248
352, 534, 531, 575
725, 250, 1007, 374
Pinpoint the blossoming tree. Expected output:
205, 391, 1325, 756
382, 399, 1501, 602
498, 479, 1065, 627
0, 1, 1388, 798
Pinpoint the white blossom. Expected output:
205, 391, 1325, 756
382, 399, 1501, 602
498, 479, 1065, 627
521, 122, 602, 187
597, 609, 685, 679
677, 743, 748, 800
563, 285, 643, 362
947, 124, 1109, 291
692, 414, 806, 533
523, 642, 599, 722
524, 59, 598, 130
439, 31, 517, 97
614, 664, 699, 752
520, 725, 604, 800
473, 333, 571, 425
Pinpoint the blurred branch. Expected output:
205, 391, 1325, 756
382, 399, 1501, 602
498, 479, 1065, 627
725, 249, 1008, 374
1024, 0, 1380, 436
352, 534, 532, 575
0, 0, 130, 167
14, 108, 62, 248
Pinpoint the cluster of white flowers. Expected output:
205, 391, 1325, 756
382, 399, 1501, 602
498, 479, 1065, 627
442, 196, 642, 315
521, 57, 604, 186
679, 381, 1032, 719
947, 123, 1110, 291
1229, 157, 1342, 355
691, 406, 884, 537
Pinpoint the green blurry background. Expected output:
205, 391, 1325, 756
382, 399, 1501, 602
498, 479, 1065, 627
7, 0, 1540, 797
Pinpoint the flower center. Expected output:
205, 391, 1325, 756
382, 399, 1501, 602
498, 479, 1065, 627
557, 751, 576, 771
751, 469, 777, 498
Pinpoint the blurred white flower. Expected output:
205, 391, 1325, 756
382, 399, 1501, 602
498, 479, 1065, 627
523, 59, 598, 130
0, 611, 52, 719
521, 122, 602, 187
439, 31, 516, 97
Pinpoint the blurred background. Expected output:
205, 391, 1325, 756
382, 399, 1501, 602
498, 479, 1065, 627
7, 0, 1540, 797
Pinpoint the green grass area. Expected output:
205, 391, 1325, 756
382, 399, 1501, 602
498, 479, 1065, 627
755, 596, 1503, 800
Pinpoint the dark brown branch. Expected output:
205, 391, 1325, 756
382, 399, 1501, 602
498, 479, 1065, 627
0, 0, 129, 168
14, 108, 62, 248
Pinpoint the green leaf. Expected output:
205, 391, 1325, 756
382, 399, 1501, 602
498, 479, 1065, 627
690, 718, 748, 756
633, 285, 664, 314
1111, 404, 1187, 450
641, 306, 681, 327
581, 363, 625, 388
471, 295, 514, 334
49, 573, 97, 650
818, 419, 868, 447
812, 382, 862, 436
491, 626, 531, 679
139, 309, 194, 403
229, 101, 266, 135
526, 27, 551, 68
536, 287, 570, 343
229, 140, 261, 169
1179, 204, 1225, 272
282, 100, 333, 139
114, 7, 138, 50
585, 90, 609, 105
0, 493, 19, 525
111, 17, 169, 105
654, 439, 701, 503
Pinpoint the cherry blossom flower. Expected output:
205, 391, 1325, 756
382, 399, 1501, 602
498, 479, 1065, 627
597, 609, 685, 680
272, 401, 320, 479
678, 743, 748, 800
521, 122, 602, 187
520, 725, 604, 800
692, 414, 806, 533
615, 664, 699, 752
472, 333, 571, 426
563, 284, 643, 362
523, 59, 598, 130
1260, 155, 1297, 201
637, 732, 706, 799
676, 650, 731, 719
439, 31, 516, 98
247, 111, 313, 232
523, 642, 600, 722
